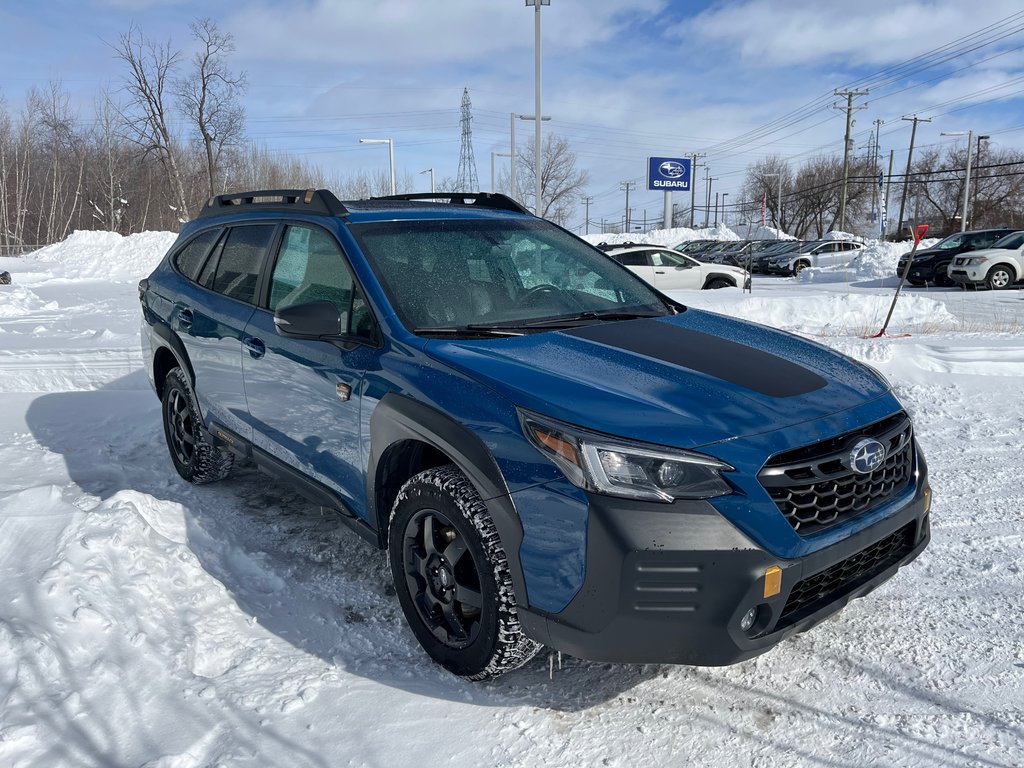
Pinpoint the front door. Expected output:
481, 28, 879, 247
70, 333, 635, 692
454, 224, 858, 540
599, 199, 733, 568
242, 224, 379, 521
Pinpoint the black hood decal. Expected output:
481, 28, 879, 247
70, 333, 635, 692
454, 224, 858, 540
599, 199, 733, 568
563, 319, 827, 398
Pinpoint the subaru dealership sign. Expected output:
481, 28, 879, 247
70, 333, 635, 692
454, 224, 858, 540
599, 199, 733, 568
647, 157, 691, 191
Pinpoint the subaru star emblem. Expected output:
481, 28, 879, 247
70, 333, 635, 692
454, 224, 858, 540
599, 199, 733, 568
659, 161, 685, 178
850, 438, 886, 474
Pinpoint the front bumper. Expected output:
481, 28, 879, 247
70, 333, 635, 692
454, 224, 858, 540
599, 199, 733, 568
518, 479, 930, 666
949, 266, 985, 286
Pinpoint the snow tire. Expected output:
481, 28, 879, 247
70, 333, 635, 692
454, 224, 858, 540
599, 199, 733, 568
388, 465, 541, 680
161, 367, 234, 484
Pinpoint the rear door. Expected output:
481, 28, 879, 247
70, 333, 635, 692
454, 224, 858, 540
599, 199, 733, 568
175, 223, 278, 439
615, 250, 659, 287
242, 224, 379, 520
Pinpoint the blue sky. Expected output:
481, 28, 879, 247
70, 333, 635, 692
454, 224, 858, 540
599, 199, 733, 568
2, 0, 1024, 232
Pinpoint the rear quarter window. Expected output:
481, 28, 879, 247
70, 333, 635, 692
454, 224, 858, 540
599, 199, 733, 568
209, 225, 277, 304
172, 229, 220, 281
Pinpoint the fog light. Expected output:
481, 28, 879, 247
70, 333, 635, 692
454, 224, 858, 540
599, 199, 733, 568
740, 607, 758, 632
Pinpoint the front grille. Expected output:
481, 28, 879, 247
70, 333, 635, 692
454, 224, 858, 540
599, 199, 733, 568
758, 412, 915, 536
777, 522, 916, 628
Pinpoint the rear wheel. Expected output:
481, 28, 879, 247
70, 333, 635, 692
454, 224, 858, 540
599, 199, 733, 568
161, 367, 234, 484
388, 465, 540, 680
986, 264, 1015, 290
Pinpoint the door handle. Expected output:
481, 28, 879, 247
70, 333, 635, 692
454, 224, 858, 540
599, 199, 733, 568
178, 308, 193, 331
244, 337, 266, 359
655, 270, 665, 274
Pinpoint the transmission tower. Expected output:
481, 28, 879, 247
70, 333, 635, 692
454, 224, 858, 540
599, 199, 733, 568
456, 88, 480, 192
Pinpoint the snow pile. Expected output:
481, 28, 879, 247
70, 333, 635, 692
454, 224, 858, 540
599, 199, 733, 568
582, 224, 743, 249
26, 230, 176, 282
677, 289, 960, 335
801, 238, 941, 283
0, 284, 58, 318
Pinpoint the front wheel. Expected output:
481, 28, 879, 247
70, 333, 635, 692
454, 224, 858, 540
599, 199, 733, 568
986, 264, 1015, 290
705, 278, 733, 290
792, 260, 810, 276
388, 465, 541, 680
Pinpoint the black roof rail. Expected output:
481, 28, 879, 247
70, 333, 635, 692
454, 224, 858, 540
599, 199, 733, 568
370, 192, 531, 215
197, 189, 348, 219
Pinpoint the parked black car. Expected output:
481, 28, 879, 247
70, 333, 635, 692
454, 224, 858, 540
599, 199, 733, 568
896, 228, 1016, 286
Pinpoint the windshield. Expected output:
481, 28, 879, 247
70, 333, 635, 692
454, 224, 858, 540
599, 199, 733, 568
935, 233, 965, 250
992, 231, 1024, 249
350, 218, 671, 332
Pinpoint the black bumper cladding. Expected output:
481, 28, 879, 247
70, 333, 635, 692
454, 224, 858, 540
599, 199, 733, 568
518, 478, 930, 667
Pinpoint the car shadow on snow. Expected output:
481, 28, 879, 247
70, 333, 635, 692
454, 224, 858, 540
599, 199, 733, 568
26, 373, 661, 711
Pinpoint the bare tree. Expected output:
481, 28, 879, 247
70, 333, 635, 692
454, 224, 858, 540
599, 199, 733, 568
740, 155, 793, 233
112, 23, 190, 220
177, 19, 246, 198
512, 134, 589, 225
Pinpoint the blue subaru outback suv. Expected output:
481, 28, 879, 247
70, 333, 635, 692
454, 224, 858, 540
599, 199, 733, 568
140, 189, 931, 680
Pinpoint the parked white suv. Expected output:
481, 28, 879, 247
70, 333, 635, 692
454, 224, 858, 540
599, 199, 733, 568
604, 245, 750, 290
766, 240, 865, 276
948, 230, 1024, 290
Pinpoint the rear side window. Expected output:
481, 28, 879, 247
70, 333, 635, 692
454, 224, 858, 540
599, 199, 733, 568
618, 251, 650, 267
172, 229, 220, 281
209, 225, 276, 304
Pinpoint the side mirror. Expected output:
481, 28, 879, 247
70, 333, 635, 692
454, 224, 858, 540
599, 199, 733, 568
274, 300, 342, 339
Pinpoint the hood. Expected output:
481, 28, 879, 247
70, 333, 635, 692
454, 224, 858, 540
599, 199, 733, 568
426, 309, 890, 450
953, 245, 1021, 260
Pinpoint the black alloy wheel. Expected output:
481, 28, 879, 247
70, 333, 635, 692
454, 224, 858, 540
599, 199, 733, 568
161, 367, 233, 484
388, 465, 540, 680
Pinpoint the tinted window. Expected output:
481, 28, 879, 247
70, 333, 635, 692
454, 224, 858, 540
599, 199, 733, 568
210, 225, 276, 304
269, 226, 367, 337
993, 232, 1024, 249
172, 229, 219, 281
618, 251, 650, 267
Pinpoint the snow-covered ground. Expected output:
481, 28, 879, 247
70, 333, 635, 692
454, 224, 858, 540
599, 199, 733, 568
1, 230, 1023, 767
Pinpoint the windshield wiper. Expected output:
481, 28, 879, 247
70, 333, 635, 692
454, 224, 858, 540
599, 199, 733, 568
474, 309, 669, 331
413, 326, 525, 338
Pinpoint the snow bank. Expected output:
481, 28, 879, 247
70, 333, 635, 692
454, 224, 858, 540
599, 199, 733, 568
25, 230, 177, 282
676, 290, 959, 335
801, 238, 941, 282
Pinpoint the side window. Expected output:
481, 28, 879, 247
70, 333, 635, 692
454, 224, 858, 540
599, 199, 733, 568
209, 225, 276, 304
269, 226, 370, 338
618, 251, 650, 267
650, 251, 684, 267
172, 229, 220, 281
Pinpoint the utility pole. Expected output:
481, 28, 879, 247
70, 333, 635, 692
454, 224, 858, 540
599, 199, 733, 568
871, 119, 883, 224
884, 149, 894, 232
714, 192, 720, 226
620, 181, 636, 232
582, 195, 593, 234
704, 170, 717, 227
897, 114, 931, 238
689, 152, 706, 228
833, 89, 869, 231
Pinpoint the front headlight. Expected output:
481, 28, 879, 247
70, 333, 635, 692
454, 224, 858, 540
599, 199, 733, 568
518, 410, 734, 502
965, 256, 988, 265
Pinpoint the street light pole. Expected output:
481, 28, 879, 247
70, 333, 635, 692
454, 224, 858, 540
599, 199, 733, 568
972, 134, 990, 227
526, 0, 550, 217
941, 130, 976, 232
419, 168, 434, 193
721, 192, 729, 226
764, 172, 782, 235
511, 113, 550, 204
359, 138, 395, 195
491, 152, 511, 193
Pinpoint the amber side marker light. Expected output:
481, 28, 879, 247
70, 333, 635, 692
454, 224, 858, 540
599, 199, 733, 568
924, 488, 932, 514
764, 566, 783, 599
